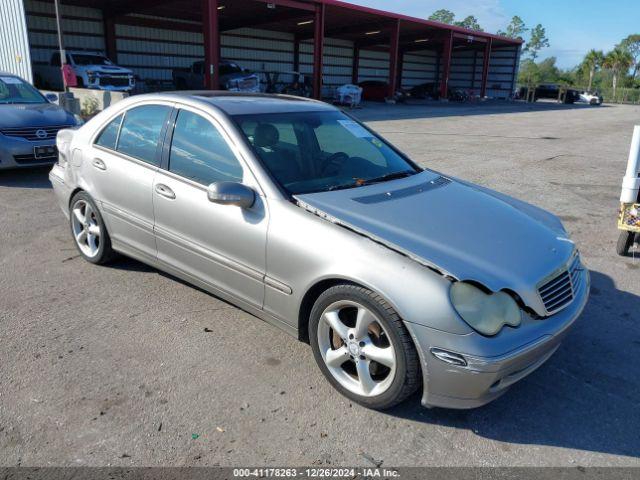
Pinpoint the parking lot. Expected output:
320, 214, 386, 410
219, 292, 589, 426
1, 100, 639, 467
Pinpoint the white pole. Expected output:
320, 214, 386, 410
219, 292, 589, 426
621, 125, 640, 203
54, 0, 67, 92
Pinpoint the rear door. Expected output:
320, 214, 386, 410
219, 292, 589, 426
84, 102, 172, 261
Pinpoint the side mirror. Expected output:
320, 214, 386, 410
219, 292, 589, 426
45, 93, 58, 103
207, 181, 255, 209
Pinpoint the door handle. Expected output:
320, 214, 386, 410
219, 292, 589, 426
92, 158, 106, 170
155, 183, 176, 199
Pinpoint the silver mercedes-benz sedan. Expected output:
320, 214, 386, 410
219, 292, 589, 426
50, 92, 589, 410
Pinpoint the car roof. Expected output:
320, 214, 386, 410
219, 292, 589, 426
164, 91, 338, 115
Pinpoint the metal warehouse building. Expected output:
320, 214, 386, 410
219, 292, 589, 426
2, 0, 522, 100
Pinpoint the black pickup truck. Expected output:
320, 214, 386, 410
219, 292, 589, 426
172, 60, 260, 92
518, 84, 581, 104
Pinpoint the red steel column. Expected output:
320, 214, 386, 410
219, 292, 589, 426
387, 19, 400, 98
202, 0, 220, 90
439, 30, 453, 99
351, 45, 360, 84
312, 2, 325, 99
480, 38, 493, 97
104, 16, 117, 62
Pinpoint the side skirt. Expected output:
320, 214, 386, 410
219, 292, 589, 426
111, 243, 299, 339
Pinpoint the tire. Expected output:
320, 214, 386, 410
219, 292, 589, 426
309, 284, 421, 410
76, 76, 85, 88
616, 231, 636, 257
69, 191, 117, 264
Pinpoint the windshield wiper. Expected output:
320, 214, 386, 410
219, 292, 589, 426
360, 170, 417, 186
326, 183, 360, 192
321, 170, 416, 192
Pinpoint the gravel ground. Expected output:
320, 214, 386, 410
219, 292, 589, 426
1, 100, 639, 467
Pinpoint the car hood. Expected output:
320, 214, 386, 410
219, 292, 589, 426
295, 170, 575, 300
0, 103, 76, 129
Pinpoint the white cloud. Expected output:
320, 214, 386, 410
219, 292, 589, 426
345, 0, 510, 33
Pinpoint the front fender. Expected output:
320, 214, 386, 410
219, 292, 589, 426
263, 199, 472, 335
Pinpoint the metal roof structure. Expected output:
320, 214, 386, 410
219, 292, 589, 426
25, 0, 523, 99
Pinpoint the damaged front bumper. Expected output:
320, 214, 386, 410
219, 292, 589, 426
405, 267, 590, 409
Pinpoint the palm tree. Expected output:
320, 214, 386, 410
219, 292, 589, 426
603, 48, 633, 99
583, 50, 604, 91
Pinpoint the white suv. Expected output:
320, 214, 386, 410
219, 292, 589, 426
578, 91, 603, 105
35, 51, 134, 92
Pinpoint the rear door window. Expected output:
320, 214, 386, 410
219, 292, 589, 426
95, 114, 123, 150
116, 105, 171, 166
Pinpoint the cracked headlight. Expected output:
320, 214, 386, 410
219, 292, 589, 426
450, 282, 522, 336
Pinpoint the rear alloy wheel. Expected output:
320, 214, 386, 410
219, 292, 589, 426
70, 192, 116, 264
309, 284, 420, 409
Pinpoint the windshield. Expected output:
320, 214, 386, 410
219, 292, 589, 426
0, 76, 46, 104
220, 63, 243, 76
234, 111, 420, 194
72, 54, 112, 66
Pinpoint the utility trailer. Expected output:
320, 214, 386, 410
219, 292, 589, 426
617, 126, 640, 256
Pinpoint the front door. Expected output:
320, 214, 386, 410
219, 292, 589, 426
152, 106, 268, 308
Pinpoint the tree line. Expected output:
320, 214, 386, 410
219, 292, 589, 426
428, 10, 550, 59
428, 9, 640, 100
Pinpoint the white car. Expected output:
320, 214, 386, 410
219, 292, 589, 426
578, 91, 603, 105
35, 51, 134, 92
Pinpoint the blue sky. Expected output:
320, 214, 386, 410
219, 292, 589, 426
348, 0, 640, 69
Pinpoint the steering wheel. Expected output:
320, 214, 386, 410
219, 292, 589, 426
320, 152, 349, 176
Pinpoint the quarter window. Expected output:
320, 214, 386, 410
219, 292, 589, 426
116, 105, 171, 165
95, 114, 123, 150
168, 110, 243, 185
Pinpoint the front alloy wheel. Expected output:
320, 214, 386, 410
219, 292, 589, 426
309, 284, 420, 409
318, 300, 397, 397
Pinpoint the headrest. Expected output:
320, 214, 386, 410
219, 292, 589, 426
254, 123, 279, 148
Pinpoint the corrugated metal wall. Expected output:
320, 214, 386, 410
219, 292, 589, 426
401, 50, 438, 89
358, 49, 389, 83
448, 45, 520, 98
115, 17, 203, 83
0, 0, 33, 82
450, 48, 481, 92
26, 0, 105, 68
300, 37, 353, 93
487, 46, 520, 99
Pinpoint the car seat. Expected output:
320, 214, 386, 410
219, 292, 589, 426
253, 123, 301, 184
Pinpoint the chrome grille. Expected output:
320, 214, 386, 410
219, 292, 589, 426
14, 153, 57, 164
99, 76, 130, 87
0, 125, 72, 141
538, 253, 582, 315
